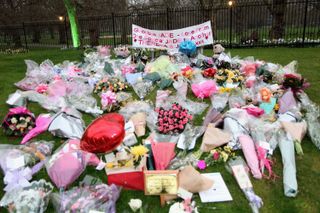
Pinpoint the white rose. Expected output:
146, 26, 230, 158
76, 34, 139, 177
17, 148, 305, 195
11, 117, 17, 124
128, 199, 142, 212
169, 202, 186, 213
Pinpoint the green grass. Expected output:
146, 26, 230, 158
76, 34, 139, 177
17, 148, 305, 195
0, 47, 320, 213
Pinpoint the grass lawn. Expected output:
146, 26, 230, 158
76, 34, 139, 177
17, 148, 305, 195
0, 47, 319, 213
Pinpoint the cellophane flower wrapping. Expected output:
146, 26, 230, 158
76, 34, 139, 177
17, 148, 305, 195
132, 79, 154, 100
15, 60, 55, 91
277, 129, 298, 197
51, 183, 121, 213
210, 92, 229, 111
227, 156, 263, 213
47, 112, 85, 139
0, 179, 53, 213
6, 90, 27, 107
224, 108, 251, 149
0, 141, 54, 175
298, 92, 320, 150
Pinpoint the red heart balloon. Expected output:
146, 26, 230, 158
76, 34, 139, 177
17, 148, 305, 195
80, 113, 125, 153
102, 113, 125, 127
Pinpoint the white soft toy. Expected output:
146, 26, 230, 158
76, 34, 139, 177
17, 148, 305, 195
213, 44, 225, 58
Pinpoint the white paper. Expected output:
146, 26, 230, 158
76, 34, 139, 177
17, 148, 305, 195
132, 21, 213, 49
104, 153, 116, 163
6, 92, 22, 105
177, 133, 196, 150
199, 173, 233, 203
177, 187, 193, 200
125, 120, 135, 133
6, 156, 25, 170
89, 210, 104, 213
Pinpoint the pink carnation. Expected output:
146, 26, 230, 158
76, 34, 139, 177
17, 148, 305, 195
197, 160, 206, 170
36, 83, 48, 94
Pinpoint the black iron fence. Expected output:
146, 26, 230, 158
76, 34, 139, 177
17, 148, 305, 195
0, 0, 319, 50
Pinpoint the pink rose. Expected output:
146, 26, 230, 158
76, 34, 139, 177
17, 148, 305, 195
213, 152, 220, 160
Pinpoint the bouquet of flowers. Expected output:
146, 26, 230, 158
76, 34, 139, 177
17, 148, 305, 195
215, 69, 244, 87
282, 73, 309, 94
2, 107, 36, 137
0, 179, 53, 213
100, 91, 119, 112
156, 103, 193, 135
114, 45, 130, 58
181, 66, 194, 79
198, 146, 235, 169
51, 183, 120, 213
94, 77, 129, 94
202, 67, 217, 78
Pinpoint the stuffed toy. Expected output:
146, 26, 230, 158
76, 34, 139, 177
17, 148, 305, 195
212, 44, 225, 58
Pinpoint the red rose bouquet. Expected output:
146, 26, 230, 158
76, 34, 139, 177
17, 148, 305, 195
282, 73, 309, 94
156, 103, 192, 135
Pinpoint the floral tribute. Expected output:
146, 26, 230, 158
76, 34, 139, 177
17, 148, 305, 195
282, 73, 309, 94
156, 103, 193, 135
214, 69, 244, 86
94, 77, 129, 94
2, 107, 35, 136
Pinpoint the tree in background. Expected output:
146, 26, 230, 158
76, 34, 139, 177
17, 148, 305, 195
63, 0, 81, 47
264, 0, 288, 40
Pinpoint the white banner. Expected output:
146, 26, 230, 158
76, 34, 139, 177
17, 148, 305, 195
132, 21, 213, 49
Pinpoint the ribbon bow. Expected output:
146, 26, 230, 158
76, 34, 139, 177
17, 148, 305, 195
8, 106, 32, 116
246, 190, 263, 209
4, 167, 32, 191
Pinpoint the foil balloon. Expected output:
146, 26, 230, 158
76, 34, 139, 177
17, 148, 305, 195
80, 113, 125, 153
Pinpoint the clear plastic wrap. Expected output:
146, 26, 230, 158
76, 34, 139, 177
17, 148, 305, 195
224, 109, 251, 149
298, 92, 320, 150
0, 141, 54, 192
0, 179, 53, 213
277, 129, 298, 197
210, 92, 229, 111
6, 90, 27, 107
227, 156, 263, 213
0, 141, 54, 175
132, 79, 154, 100
47, 112, 85, 139
15, 60, 54, 91
51, 183, 121, 213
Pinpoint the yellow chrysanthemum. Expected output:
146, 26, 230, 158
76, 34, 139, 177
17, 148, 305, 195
106, 162, 114, 169
130, 145, 148, 160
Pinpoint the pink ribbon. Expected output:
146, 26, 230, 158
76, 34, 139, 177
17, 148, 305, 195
256, 145, 276, 179
8, 107, 32, 115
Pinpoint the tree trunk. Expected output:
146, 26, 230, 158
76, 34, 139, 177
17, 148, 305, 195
121, 16, 127, 44
12, 29, 22, 47
269, 0, 287, 39
32, 28, 41, 43
58, 25, 66, 44
63, 0, 81, 47
89, 28, 99, 46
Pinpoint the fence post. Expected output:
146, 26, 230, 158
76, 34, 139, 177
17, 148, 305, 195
64, 16, 69, 48
112, 13, 116, 46
302, 0, 309, 46
229, 5, 233, 48
22, 22, 28, 50
166, 7, 170, 30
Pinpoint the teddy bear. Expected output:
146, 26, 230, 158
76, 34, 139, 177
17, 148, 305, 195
212, 44, 225, 59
